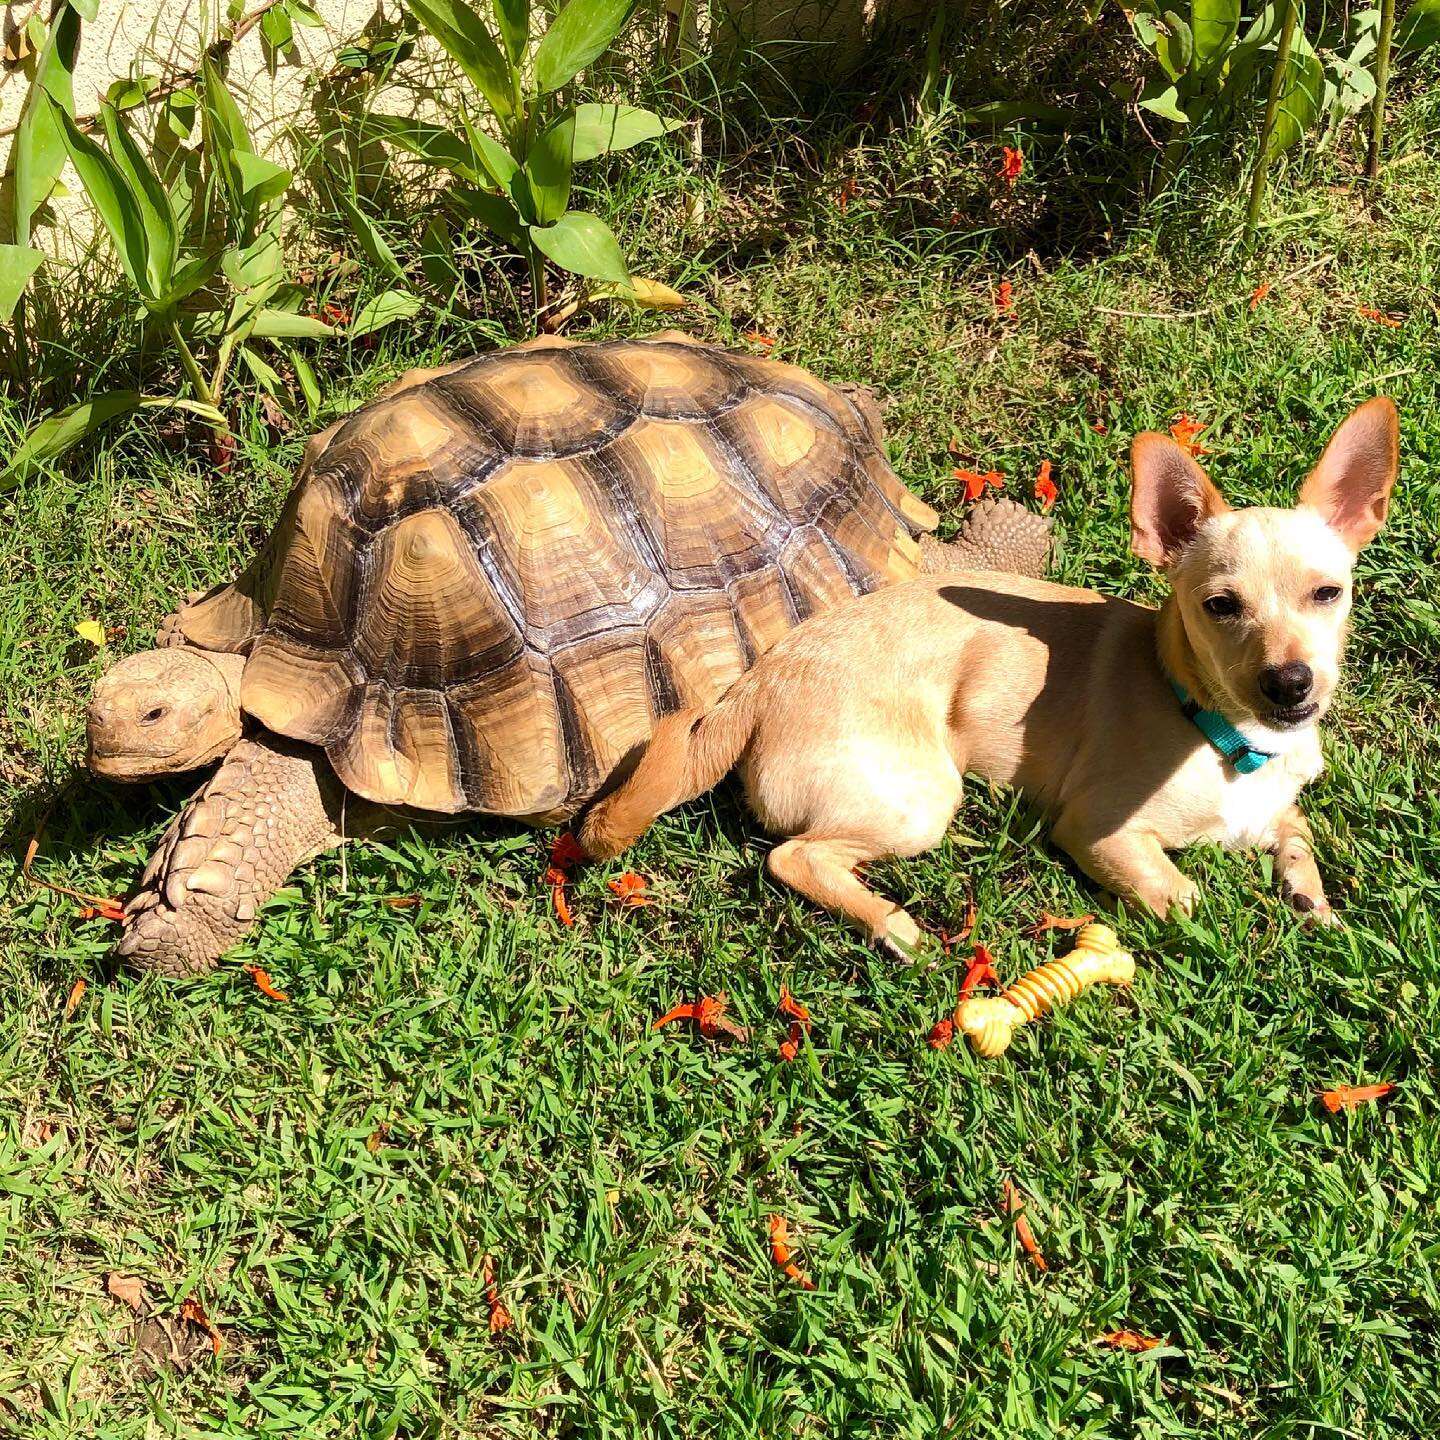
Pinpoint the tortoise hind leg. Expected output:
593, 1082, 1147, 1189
920, 496, 1056, 580
118, 736, 342, 977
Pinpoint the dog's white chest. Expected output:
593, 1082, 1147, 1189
1211, 736, 1324, 849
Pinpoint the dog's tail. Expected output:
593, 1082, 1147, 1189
579, 685, 758, 860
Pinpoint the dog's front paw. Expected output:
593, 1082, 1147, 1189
879, 908, 931, 964
1166, 879, 1200, 920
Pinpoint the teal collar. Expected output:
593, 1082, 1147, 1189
1170, 680, 1274, 775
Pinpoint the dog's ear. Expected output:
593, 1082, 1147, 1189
1130, 432, 1230, 566
1298, 397, 1399, 551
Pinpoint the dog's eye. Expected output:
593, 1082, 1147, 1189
1202, 593, 1242, 619
1313, 584, 1343, 604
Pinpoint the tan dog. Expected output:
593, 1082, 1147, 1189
581, 400, 1399, 951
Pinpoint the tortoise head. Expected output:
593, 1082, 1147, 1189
87, 648, 247, 781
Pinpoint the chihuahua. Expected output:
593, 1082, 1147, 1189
580, 400, 1398, 952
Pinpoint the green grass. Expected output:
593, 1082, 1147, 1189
4, 76, 1440, 1440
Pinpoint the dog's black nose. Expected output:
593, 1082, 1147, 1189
1259, 662, 1313, 707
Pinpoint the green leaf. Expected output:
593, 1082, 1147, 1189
261, 4, 294, 52
533, 0, 635, 93
463, 116, 520, 190
222, 230, 285, 291
492, 0, 529, 62
520, 116, 573, 225
1157, 11, 1194, 76
106, 74, 159, 111
291, 1, 327, 26
236, 151, 291, 207
1265, 30, 1325, 157
1, 391, 145, 484
350, 288, 425, 337
284, 346, 322, 415
1190, 0, 1239, 74
362, 113, 480, 181
1139, 79, 1190, 123
567, 103, 682, 162
157, 251, 222, 310
49, 98, 152, 299
0, 245, 44, 323
528, 210, 628, 282
250, 308, 337, 339
1397, 0, 1440, 51
13, 5, 79, 245
238, 343, 285, 392
68, 0, 100, 19
420, 214, 461, 289
406, 0, 514, 118
450, 185, 525, 243
336, 194, 407, 282
99, 103, 177, 302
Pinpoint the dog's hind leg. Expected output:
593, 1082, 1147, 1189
767, 835, 928, 959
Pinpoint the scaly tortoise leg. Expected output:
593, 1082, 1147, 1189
117, 736, 343, 976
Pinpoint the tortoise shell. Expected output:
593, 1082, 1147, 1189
179, 333, 938, 821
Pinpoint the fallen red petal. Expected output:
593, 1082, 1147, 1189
1034, 459, 1057, 511
960, 945, 1001, 998
995, 279, 1014, 313
607, 872, 652, 908
999, 145, 1024, 185
1027, 911, 1095, 937
179, 1296, 224, 1355
1249, 281, 1271, 311
1169, 415, 1210, 457
927, 1017, 955, 1049
243, 965, 290, 1002
1098, 1330, 1163, 1352
1358, 306, 1402, 328
768, 1215, 816, 1289
63, 978, 87, 1020
1002, 1179, 1049, 1272
1319, 1082, 1396, 1113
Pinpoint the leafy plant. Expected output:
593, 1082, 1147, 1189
4, 57, 339, 482
363, 0, 682, 316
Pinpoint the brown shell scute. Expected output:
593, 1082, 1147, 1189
226, 336, 935, 818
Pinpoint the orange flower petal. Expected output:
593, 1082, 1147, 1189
1358, 306, 1402, 328
1002, 1179, 1048, 1272
1319, 1082, 1396, 1113
999, 145, 1024, 185
1026, 910, 1095, 937
243, 964, 289, 1002
607, 872, 652, 908
768, 1215, 816, 1289
927, 1017, 955, 1049
1169, 415, 1210, 457
1098, 1330, 1163, 1352
995, 279, 1014, 313
1034, 459, 1057, 512
742, 330, 777, 348
179, 1297, 224, 1355
1249, 281, 1271, 311
63, 978, 87, 1020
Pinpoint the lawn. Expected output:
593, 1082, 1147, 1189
3, 74, 1440, 1440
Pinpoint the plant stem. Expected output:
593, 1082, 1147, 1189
528, 243, 549, 320
1243, 0, 1300, 249
167, 318, 218, 408
1366, 0, 1396, 182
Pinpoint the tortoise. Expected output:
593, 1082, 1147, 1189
86, 333, 1052, 974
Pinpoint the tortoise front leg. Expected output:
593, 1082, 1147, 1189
118, 736, 342, 976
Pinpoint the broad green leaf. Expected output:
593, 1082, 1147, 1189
952, 99, 1073, 127
336, 194, 407, 281
350, 288, 425, 337
567, 103, 682, 162
0, 245, 44, 323
158, 251, 222, 310
520, 116, 573, 224
1139, 79, 1190, 123
463, 116, 520, 189
363, 113, 480, 181
1156, 11, 1194, 77
492, 0, 529, 62
420, 214, 461, 289
284, 346, 322, 414
590, 275, 685, 309
68, 0, 100, 19
99, 103, 177, 301
1, 390, 144, 484
237, 343, 285, 392
106, 74, 159, 111
250, 309, 337, 339
261, 4, 294, 52
450, 185, 525, 243
1265, 30, 1325, 157
13, 4, 79, 245
406, 0, 514, 118
49, 98, 152, 298
1190, 0, 1239, 73
200, 57, 252, 224
533, 0, 635, 93
236, 151, 291, 207
222, 230, 285, 291
528, 210, 627, 282
291, 1, 327, 26
1397, 0, 1440, 51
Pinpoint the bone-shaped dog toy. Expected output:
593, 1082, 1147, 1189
955, 922, 1135, 1056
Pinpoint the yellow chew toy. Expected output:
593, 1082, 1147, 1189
954, 923, 1135, 1057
